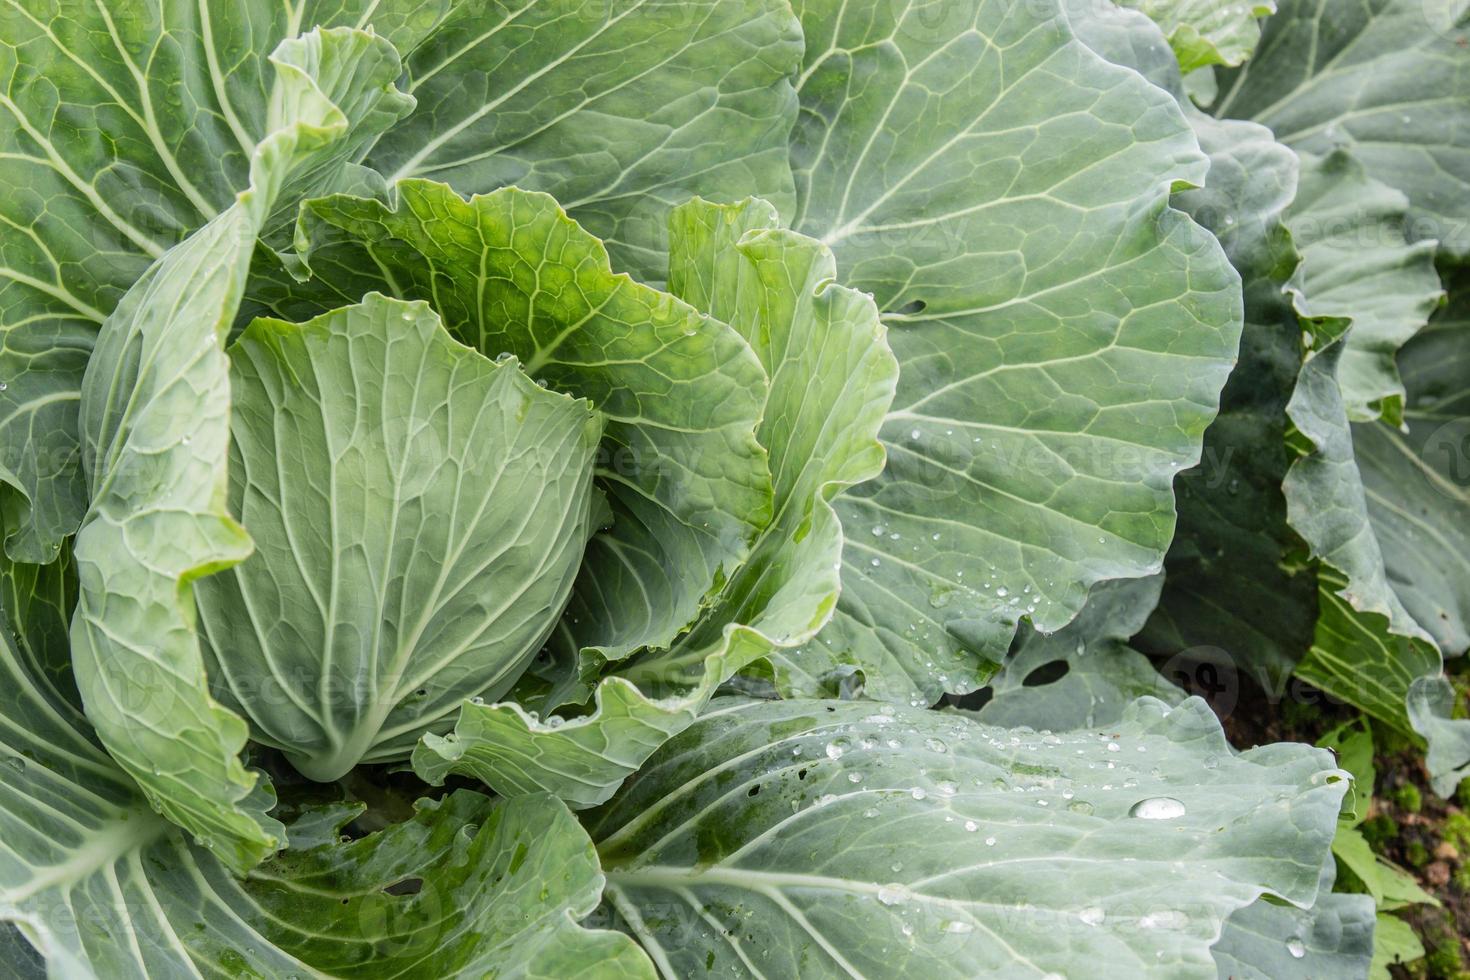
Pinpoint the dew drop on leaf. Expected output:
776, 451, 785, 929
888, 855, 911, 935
877, 884, 908, 906
1128, 797, 1186, 820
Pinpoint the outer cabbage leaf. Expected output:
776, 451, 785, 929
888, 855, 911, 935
195, 295, 602, 780
1286, 151, 1442, 425
1118, 0, 1277, 72
1352, 276, 1470, 656
277, 180, 772, 669
1063, 0, 1316, 691
1212, 0, 1470, 260
1283, 334, 1431, 645
1211, 860, 1375, 980
414, 198, 898, 807
0, 0, 439, 562
1408, 675, 1470, 796
976, 574, 1184, 731
1280, 326, 1444, 736
68, 28, 411, 874
366, 0, 802, 281
588, 697, 1347, 979
789, 0, 1242, 705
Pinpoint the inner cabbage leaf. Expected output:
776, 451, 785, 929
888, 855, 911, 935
197, 295, 602, 780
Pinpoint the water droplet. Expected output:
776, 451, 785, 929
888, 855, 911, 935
1128, 797, 1186, 820
870, 558, 881, 567
984, 836, 997, 846
0, 382, 8, 392
4, 756, 24, 774
910, 787, 927, 800
877, 883, 909, 906
909, 428, 922, 441
826, 741, 845, 760
924, 736, 947, 753
996, 587, 1008, 597
1286, 937, 1306, 959
1079, 907, 1105, 926
847, 771, 863, 783
935, 780, 957, 797
1139, 910, 1187, 930
944, 920, 974, 935
1106, 742, 1120, 753
963, 820, 978, 832
1066, 800, 1095, 815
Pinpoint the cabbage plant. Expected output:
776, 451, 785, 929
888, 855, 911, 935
0, 0, 1464, 977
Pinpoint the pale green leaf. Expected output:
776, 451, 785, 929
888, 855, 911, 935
414, 198, 898, 808
1332, 823, 1439, 909
366, 0, 803, 282
589, 697, 1347, 980
282, 180, 773, 668
196, 295, 602, 781
790, 0, 1242, 704
69, 28, 411, 874
1118, 0, 1276, 72
1370, 913, 1426, 978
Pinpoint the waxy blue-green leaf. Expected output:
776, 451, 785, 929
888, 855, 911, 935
414, 198, 898, 808
1408, 675, 1470, 796
1351, 275, 1470, 657
68, 28, 412, 874
1068, 0, 1316, 692
366, 0, 802, 282
196, 295, 602, 781
1211, 860, 1375, 980
1118, 0, 1277, 72
976, 574, 1183, 731
1286, 151, 1442, 426
1213, 0, 1470, 259
0, 0, 439, 563
279, 181, 772, 670
589, 697, 1347, 979
1280, 320, 1446, 737
790, 0, 1243, 704
1283, 333, 1431, 646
